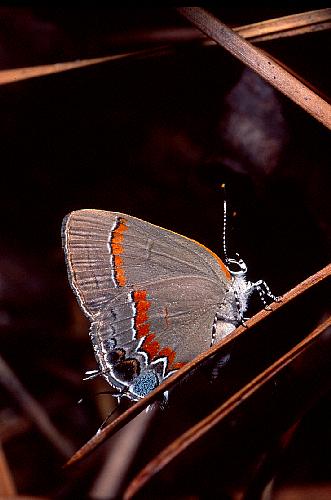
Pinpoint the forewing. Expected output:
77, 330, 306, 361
62, 209, 230, 319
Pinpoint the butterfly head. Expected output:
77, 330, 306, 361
225, 254, 250, 321
225, 254, 247, 278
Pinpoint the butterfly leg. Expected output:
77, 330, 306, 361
83, 369, 101, 380
210, 314, 218, 346
211, 352, 231, 380
96, 388, 130, 433
156, 390, 169, 411
97, 404, 120, 433
249, 280, 280, 310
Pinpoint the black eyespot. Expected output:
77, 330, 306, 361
106, 348, 125, 365
113, 359, 141, 381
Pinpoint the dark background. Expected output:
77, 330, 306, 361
0, 7, 330, 498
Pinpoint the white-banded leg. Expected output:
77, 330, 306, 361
83, 369, 100, 380
211, 352, 231, 380
77, 369, 102, 404
97, 388, 128, 433
210, 313, 219, 347
250, 280, 280, 310
157, 390, 169, 412
210, 313, 232, 378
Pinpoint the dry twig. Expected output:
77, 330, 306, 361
66, 263, 331, 467
177, 8, 331, 130
0, 442, 16, 496
0, 9, 330, 89
124, 315, 331, 498
0, 355, 74, 458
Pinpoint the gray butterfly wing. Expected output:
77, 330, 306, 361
62, 209, 231, 319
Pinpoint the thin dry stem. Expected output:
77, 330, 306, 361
66, 263, 331, 467
178, 8, 331, 130
0, 354, 74, 458
234, 8, 331, 41
0, 9, 330, 87
0, 442, 16, 495
90, 407, 156, 499
0, 52, 155, 85
125, 315, 331, 499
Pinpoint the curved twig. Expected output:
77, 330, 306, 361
0, 9, 330, 87
0, 355, 74, 458
177, 8, 331, 130
65, 263, 331, 467
124, 315, 331, 499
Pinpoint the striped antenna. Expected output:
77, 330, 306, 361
221, 184, 229, 263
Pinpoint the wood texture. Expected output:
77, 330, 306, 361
65, 263, 331, 467
1, 9, 330, 89
125, 315, 331, 499
235, 8, 331, 42
178, 8, 331, 130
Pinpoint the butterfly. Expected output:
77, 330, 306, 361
62, 209, 276, 401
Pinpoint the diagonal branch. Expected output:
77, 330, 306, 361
0, 49, 168, 85
0, 9, 330, 87
65, 263, 331, 467
233, 8, 331, 42
0, 355, 74, 458
177, 7, 331, 130
0, 443, 16, 496
124, 315, 331, 499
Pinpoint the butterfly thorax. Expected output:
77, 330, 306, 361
231, 274, 250, 316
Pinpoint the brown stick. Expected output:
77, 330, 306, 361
234, 8, 331, 41
124, 315, 331, 499
0, 355, 74, 458
177, 8, 331, 130
65, 263, 331, 467
0, 9, 330, 87
0, 443, 16, 495
0, 51, 158, 85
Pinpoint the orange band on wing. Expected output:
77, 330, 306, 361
132, 289, 186, 370
114, 255, 123, 267
115, 268, 126, 287
111, 217, 128, 286
112, 235, 124, 245
142, 334, 160, 359
133, 291, 150, 338
158, 347, 186, 370
158, 347, 176, 366
134, 290, 148, 301
116, 221, 128, 234
137, 324, 150, 337
112, 243, 123, 254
